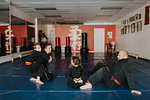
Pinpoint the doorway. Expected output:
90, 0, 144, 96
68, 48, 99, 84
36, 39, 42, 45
94, 28, 105, 52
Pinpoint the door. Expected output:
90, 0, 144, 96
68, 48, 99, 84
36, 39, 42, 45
94, 28, 105, 52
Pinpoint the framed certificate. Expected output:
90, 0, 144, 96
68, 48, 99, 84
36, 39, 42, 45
128, 25, 130, 33
131, 23, 135, 33
137, 21, 142, 32
124, 26, 127, 34
121, 28, 124, 34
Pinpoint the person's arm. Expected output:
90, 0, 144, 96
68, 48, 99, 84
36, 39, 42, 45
65, 68, 73, 81
123, 64, 142, 95
48, 56, 52, 62
81, 68, 89, 83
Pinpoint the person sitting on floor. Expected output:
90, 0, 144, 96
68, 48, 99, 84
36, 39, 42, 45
80, 50, 142, 95
34, 43, 53, 84
66, 56, 89, 88
25, 43, 42, 82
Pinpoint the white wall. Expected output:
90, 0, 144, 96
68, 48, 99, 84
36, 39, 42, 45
39, 24, 55, 49
116, 3, 150, 60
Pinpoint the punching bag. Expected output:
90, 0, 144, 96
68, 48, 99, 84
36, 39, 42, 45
11, 37, 16, 53
66, 37, 70, 47
55, 37, 60, 47
24, 38, 27, 50
80, 33, 88, 54
55, 37, 61, 54
0, 33, 6, 56
82, 33, 87, 48
65, 37, 71, 55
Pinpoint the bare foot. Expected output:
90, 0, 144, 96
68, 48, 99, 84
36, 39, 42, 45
36, 80, 44, 85
131, 90, 142, 95
30, 77, 37, 81
80, 82, 92, 90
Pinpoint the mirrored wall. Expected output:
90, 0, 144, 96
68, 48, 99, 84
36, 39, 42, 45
0, 0, 35, 57
0, 0, 10, 56
11, 15, 35, 54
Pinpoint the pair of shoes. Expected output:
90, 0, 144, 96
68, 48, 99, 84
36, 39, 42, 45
80, 83, 92, 90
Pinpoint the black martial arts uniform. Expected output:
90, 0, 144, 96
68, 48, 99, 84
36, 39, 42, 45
26, 50, 41, 63
88, 59, 136, 90
35, 51, 53, 82
26, 50, 41, 78
66, 65, 89, 88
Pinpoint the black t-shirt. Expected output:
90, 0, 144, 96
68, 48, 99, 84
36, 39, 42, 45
66, 65, 89, 84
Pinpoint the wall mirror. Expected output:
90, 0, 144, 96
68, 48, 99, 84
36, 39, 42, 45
11, 15, 35, 54
0, 0, 10, 56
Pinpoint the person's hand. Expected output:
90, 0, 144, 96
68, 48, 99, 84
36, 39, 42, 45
48, 56, 52, 62
77, 79, 83, 83
73, 78, 78, 83
131, 90, 142, 95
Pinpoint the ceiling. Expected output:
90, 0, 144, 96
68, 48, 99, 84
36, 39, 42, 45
0, 0, 9, 24
10, 0, 150, 24
11, 15, 33, 25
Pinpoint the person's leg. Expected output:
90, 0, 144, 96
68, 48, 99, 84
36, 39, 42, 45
36, 76, 44, 84
90, 62, 105, 75
36, 64, 45, 84
89, 67, 105, 85
30, 77, 37, 81
29, 68, 37, 81
80, 67, 106, 90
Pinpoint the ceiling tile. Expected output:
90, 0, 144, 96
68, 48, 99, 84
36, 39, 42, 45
10, 0, 150, 23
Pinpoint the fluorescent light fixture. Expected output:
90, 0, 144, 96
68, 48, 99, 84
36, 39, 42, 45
35, 8, 56, 10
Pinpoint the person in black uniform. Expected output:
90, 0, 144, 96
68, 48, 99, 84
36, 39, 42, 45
34, 43, 53, 84
66, 56, 89, 88
25, 43, 42, 82
80, 50, 141, 95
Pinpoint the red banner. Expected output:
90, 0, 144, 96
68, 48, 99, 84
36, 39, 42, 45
145, 6, 149, 25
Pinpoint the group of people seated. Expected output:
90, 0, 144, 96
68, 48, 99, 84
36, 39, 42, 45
26, 43, 53, 85
26, 43, 141, 95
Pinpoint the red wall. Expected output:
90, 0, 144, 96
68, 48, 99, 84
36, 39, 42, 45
11, 25, 27, 46
0, 25, 27, 51
55, 25, 116, 51
0, 26, 7, 33
0, 25, 27, 46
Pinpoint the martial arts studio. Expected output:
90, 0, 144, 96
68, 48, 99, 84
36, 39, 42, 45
1, 0, 150, 100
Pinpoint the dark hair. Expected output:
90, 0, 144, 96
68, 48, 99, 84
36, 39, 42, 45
43, 43, 51, 50
72, 56, 80, 65
33, 42, 40, 49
